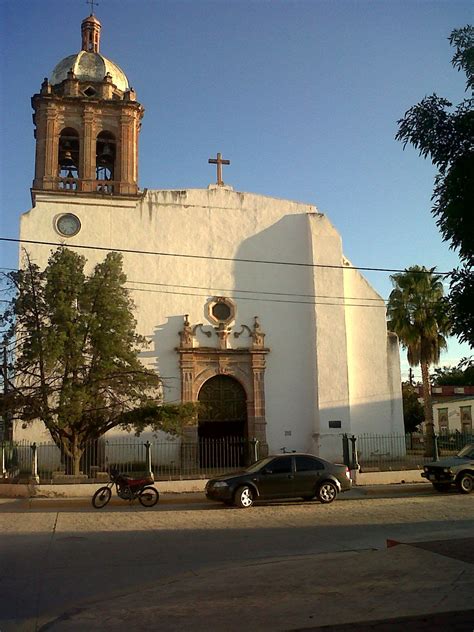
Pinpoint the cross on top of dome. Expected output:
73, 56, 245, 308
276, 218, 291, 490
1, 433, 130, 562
86, 0, 99, 15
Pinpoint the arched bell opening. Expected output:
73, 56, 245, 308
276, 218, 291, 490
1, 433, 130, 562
197, 375, 248, 469
58, 128, 80, 190
95, 130, 116, 192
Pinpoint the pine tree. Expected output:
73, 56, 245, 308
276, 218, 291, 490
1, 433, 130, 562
1, 247, 194, 475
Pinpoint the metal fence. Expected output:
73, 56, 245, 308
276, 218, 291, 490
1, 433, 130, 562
355, 432, 474, 472
0, 436, 261, 483
2, 431, 472, 481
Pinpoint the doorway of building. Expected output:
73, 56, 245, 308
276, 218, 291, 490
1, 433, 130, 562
198, 375, 247, 468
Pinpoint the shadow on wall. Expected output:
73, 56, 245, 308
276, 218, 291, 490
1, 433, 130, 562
149, 314, 185, 403
232, 213, 318, 450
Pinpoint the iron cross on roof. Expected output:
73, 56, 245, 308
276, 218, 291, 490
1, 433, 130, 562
208, 153, 230, 186
86, 0, 99, 14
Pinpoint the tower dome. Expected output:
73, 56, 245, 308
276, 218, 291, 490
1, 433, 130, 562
49, 14, 130, 93
31, 13, 144, 198
50, 53, 130, 92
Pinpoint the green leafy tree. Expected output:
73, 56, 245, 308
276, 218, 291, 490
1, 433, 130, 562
396, 25, 474, 347
387, 266, 451, 455
432, 356, 474, 386
0, 247, 195, 474
402, 383, 425, 433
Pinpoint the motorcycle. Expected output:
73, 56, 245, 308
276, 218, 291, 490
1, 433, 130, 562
92, 468, 159, 508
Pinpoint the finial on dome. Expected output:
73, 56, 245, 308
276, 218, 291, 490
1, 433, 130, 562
82, 4, 101, 52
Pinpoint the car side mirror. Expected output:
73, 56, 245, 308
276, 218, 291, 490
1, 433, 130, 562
262, 468, 272, 475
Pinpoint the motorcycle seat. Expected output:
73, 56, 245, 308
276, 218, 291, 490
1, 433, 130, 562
121, 476, 154, 487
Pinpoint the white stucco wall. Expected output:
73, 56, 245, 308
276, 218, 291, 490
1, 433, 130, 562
18, 186, 403, 460
433, 398, 474, 433
343, 266, 404, 438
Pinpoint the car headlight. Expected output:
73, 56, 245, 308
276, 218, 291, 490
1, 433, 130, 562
443, 468, 452, 474
212, 481, 229, 488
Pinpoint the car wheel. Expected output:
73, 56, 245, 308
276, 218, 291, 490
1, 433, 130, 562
234, 486, 254, 508
432, 483, 451, 492
456, 472, 473, 494
317, 481, 338, 504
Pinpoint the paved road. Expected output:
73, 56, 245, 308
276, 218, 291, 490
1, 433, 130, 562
1, 487, 473, 632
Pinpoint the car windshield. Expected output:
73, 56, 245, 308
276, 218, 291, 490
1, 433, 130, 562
457, 444, 474, 459
244, 457, 274, 473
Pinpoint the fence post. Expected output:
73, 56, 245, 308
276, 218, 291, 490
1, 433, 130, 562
342, 434, 350, 468
1, 443, 6, 478
250, 438, 259, 463
433, 434, 439, 462
30, 442, 40, 483
144, 441, 153, 479
349, 435, 359, 470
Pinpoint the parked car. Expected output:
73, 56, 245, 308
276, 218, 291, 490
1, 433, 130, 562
205, 453, 352, 508
421, 443, 474, 493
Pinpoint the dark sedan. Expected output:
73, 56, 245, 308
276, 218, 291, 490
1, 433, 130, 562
421, 443, 474, 493
205, 453, 352, 508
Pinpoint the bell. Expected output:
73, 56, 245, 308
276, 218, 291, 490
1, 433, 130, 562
97, 143, 114, 166
61, 150, 75, 167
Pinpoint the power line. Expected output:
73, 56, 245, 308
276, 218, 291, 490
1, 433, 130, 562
0, 269, 451, 309
0, 236, 452, 276
125, 284, 387, 308
1, 264, 388, 304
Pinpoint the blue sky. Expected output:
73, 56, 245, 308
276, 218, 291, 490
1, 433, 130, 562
0, 0, 472, 378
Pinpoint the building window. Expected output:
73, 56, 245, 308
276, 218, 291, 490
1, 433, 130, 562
206, 297, 235, 326
460, 406, 472, 434
438, 408, 449, 434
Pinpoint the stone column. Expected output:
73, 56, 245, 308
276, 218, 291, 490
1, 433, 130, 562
81, 107, 96, 192
33, 104, 59, 191
118, 113, 133, 194
251, 352, 268, 454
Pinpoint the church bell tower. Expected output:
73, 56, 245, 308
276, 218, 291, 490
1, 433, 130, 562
31, 13, 144, 200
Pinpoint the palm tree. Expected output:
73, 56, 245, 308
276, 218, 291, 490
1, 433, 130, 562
387, 266, 451, 456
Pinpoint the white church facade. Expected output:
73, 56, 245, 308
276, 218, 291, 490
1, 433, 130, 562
15, 14, 404, 462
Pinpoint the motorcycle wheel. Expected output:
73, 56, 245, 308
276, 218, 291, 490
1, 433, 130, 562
139, 486, 159, 507
92, 486, 112, 509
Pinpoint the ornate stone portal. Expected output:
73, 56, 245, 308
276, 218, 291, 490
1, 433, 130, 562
177, 312, 269, 452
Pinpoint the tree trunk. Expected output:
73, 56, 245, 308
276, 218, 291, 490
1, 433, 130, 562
61, 437, 84, 476
72, 441, 83, 476
421, 361, 435, 457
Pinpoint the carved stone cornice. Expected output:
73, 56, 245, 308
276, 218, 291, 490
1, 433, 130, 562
178, 314, 268, 352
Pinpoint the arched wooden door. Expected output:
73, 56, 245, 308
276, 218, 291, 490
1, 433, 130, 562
198, 375, 247, 468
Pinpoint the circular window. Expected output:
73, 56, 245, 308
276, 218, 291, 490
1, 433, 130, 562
207, 297, 235, 325
212, 302, 231, 322
56, 213, 81, 237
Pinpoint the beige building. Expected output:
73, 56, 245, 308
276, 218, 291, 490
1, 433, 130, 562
16, 14, 404, 461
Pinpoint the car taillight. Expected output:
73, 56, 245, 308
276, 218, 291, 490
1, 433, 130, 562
345, 467, 351, 479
